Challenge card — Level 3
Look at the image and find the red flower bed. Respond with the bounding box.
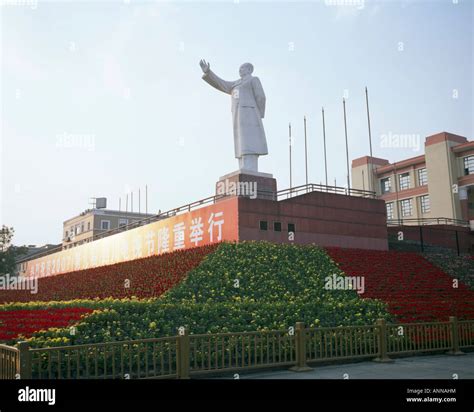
[0,244,218,303]
[326,248,474,323]
[0,308,93,342]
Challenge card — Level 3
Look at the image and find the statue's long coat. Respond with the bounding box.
[202,70,268,158]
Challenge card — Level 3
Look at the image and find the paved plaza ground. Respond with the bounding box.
[234,353,474,379]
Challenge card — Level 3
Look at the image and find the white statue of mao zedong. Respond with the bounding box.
[200,59,268,173]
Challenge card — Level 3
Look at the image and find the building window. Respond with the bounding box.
[273,221,282,232]
[288,223,296,233]
[400,199,413,217]
[259,220,268,231]
[380,177,391,194]
[417,168,427,186]
[398,173,410,190]
[386,202,394,220]
[87,222,91,231]
[101,220,111,230]
[420,195,430,214]
[81,223,84,233]
[119,218,128,227]
[463,156,474,175]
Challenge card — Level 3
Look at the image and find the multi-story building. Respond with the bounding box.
[63,208,154,249]
[352,132,474,227]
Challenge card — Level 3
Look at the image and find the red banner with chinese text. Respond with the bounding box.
[24,197,239,278]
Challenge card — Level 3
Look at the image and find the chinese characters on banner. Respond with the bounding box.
[25,198,239,278]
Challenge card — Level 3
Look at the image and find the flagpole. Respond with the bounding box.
[145,185,148,215]
[322,107,328,188]
[289,122,293,190]
[304,115,308,186]
[365,86,375,193]
[343,98,350,191]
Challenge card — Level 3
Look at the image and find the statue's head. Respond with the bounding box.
[239,63,254,78]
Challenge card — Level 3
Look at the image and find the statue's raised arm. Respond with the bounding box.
[200,59,235,95]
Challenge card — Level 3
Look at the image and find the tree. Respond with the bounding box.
[0,226,27,276]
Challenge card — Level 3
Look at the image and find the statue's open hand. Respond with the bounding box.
[199,59,210,74]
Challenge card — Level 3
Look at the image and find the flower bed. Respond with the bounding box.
[0,307,93,344]
[3,242,391,347]
[7,243,469,349]
[0,244,217,303]
[326,247,474,322]
[423,252,474,290]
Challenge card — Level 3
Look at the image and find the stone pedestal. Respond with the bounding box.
[215,170,277,201]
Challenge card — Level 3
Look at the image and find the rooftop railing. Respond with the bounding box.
[387,217,470,228]
[276,183,376,200]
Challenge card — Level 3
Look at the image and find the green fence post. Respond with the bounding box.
[176,328,190,379]
[17,341,32,379]
[373,319,392,363]
[447,316,464,356]
[289,322,312,372]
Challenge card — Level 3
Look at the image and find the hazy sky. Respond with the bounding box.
[1,0,473,245]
